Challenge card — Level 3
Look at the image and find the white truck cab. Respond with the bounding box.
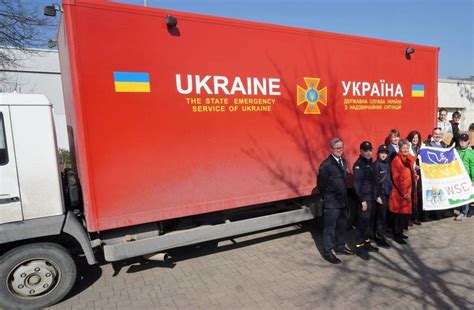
[0,94,64,224]
[0,94,95,309]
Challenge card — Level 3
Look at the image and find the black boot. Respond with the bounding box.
[365,242,379,252]
[394,234,407,244]
[356,245,370,260]
[375,238,391,249]
[324,251,341,264]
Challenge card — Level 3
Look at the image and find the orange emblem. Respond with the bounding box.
[297,78,327,114]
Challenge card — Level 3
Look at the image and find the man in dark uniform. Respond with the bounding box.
[317,137,354,264]
[353,141,379,260]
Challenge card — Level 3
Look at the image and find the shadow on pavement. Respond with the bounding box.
[60,216,472,309]
[305,218,473,309]
[106,223,310,277]
[60,256,102,303]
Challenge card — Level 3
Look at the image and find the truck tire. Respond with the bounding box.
[0,243,77,309]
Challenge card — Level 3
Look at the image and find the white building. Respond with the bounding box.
[0,47,68,149]
[438,78,474,131]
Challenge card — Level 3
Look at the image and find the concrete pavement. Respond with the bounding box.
[49,216,474,309]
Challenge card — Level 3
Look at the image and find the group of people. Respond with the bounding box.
[317,109,474,264]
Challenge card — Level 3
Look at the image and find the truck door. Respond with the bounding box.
[0,106,22,224]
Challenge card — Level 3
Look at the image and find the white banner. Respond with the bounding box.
[419,146,474,211]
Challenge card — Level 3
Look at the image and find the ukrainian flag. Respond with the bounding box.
[419,148,463,179]
[114,72,150,92]
[411,84,424,97]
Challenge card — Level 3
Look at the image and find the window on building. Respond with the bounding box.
[0,113,8,165]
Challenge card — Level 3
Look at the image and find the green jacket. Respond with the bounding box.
[457,147,474,180]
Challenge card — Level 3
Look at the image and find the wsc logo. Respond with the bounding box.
[297,77,327,114]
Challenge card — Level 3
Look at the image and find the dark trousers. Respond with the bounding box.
[374,195,389,239]
[415,180,424,221]
[356,200,374,245]
[323,207,348,254]
[392,213,409,235]
[411,204,421,222]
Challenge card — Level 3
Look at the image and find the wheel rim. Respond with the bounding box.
[7,258,61,299]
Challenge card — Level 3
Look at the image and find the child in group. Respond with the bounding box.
[372,145,392,248]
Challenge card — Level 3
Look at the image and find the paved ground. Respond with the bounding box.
[50,216,474,310]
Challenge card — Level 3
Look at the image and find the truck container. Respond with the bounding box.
[0,0,438,307]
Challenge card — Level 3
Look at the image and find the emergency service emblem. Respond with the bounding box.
[297,78,327,114]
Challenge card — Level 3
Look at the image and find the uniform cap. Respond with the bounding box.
[459,133,470,141]
[360,141,373,151]
[377,144,389,154]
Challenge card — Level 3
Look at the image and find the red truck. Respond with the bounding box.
[0,0,438,307]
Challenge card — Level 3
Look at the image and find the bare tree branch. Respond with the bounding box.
[0,0,58,71]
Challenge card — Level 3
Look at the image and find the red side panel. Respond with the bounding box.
[59,0,438,231]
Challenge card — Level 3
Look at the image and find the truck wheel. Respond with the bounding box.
[0,243,77,309]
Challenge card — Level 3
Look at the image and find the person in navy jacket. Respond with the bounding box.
[372,145,392,248]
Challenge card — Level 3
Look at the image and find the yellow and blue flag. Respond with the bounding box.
[411,84,424,97]
[114,72,150,93]
[419,147,463,179]
[419,146,474,210]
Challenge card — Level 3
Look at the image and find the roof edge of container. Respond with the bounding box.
[66,0,439,52]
